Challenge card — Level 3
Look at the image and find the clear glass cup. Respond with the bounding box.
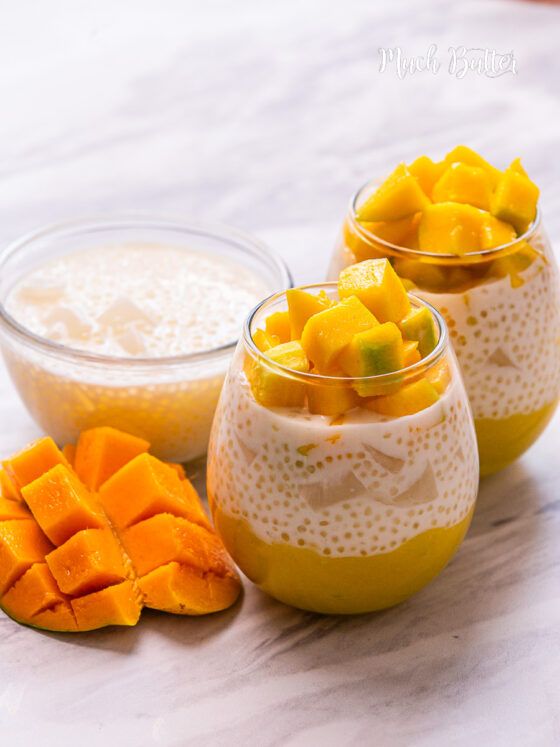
[207,284,479,614]
[329,181,560,476]
[0,216,292,462]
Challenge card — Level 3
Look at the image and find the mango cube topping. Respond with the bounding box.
[353,147,539,257]
[338,259,410,323]
[248,260,446,418]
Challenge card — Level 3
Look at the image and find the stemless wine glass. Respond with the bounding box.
[207,284,479,614]
[329,181,560,476]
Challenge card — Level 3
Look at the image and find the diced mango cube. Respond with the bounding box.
[338,259,411,323]
[480,213,517,250]
[0,520,53,594]
[367,378,440,417]
[265,311,291,343]
[121,513,233,577]
[491,167,539,234]
[21,465,105,546]
[301,296,377,371]
[0,469,21,501]
[74,426,150,491]
[339,322,405,397]
[356,164,431,222]
[509,157,528,177]
[360,214,421,249]
[62,444,76,467]
[138,561,240,615]
[432,162,493,211]
[426,359,451,394]
[0,498,31,521]
[252,328,280,352]
[3,437,71,491]
[418,203,486,254]
[248,341,309,408]
[306,377,359,417]
[71,580,142,631]
[98,453,203,529]
[45,528,127,596]
[393,258,448,292]
[1,563,67,620]
[338,322,404,378]
[444,145,502,187]
[408,156,446,197]
[31,603,78,632]
[403,340,421,367]
[398,306,438,357]
[286,289,332,339]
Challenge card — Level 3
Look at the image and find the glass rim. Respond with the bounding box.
[243,282,448,385]
[0,214,293,369]
[348,177,541,262]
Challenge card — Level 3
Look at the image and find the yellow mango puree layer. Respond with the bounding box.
[212,507,474,614]
[476,400,558,477]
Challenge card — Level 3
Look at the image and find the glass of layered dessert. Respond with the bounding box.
[329,147,560,476]
[0,217,291,462]
[208,259,479,614]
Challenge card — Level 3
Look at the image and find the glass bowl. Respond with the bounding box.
[0,216,292,462]
[329,179,560,476]
[207,284,479,614]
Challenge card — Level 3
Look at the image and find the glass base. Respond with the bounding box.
[212,507,474,614]
[476,400,558,478]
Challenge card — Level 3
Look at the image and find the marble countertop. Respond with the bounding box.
[1,1,559,744]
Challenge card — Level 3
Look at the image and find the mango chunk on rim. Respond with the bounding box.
[301,295,377,372]
[418,203,486,254]
[74,426,150,491]
[338,259,411,323]
[356,164,431,222]
[398,306,438,358]
[432,162,493,211]
[286,289,332,339]
[265,311,291,343]
[491,166,539,234]
[367,378,440,417]
[248,340,309,408]
[21,464,105,546]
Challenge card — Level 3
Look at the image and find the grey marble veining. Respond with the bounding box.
[1,1,559,745]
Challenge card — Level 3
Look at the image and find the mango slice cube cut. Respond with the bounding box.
[286,288,332,339]
[360,214,421,249]
[74,426,150,491]
[444,145,502,188]
[3,437,71,491]
[0,469,21,501]
[368,378,440,417]
[491,166,539,234]
[71,580,142,631]
[265,311,291,343]
[338,259,410,323]
[253,328,280,352]
[357,164,431,222]
[248,341,309,408]
[139,561,240,616]
[403,341,421,367]
[0,520,53,594]
[480,213,517,250]
[45,528,127,596]
[398,306,438,358]
[418,203,486,254]
[301,295,377,371]
[2,563,68,620]
[339,322,404,379]
[306,376,359,417]
[408,156,446,197]
[21,465,105,546]
[432,162,493,211]
[98,453,203,530]
[0,497,31,521]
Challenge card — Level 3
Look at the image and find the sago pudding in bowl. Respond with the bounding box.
[0,217,291,462]
[208,259,479,614]
[329,147,560,476]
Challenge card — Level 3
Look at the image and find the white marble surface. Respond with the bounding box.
[1,1,560,745]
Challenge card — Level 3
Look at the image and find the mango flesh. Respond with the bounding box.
[286,289,332,339]
[367,377,440,417]
[338,259,410,323]
[444,145,501,187]
[491,166,539,234]
[408,156,446,198]
[74,426,149,491]
[3,437,71,491]
[248,340,310,408]
[432,162,492,211]
[398,306,438,357]
[357,164,431,222]
[265,311,291,343]
[301,295,377,372]
[306,378,359,417]
[252,328,279,352]
[0,429,241,633]
[418,203,486,254]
